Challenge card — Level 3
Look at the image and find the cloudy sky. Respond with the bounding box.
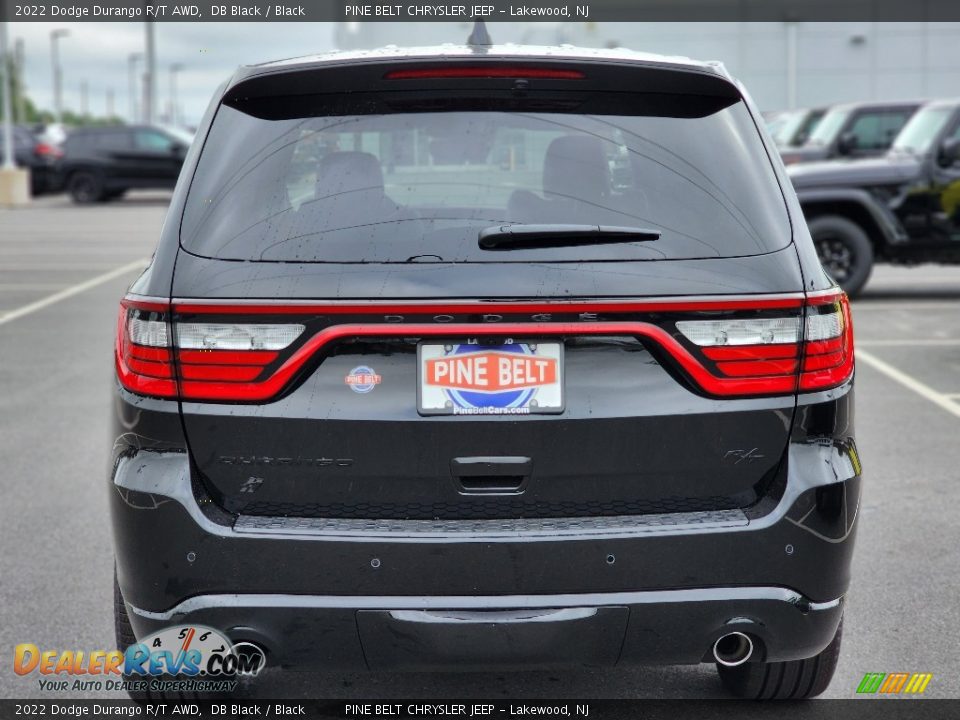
[10,21,582,126]
[12,22,339,125]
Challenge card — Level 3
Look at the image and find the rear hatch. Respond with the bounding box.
[160,56,809,520]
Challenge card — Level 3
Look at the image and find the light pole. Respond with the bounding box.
[1,19,30,206]
[143,21,156,125]
[168,63,184,127]
[14,37,26,124]
[2,21,15,170]
[80,80,88,118]
[785,21,798,111]
[50,29,69,124]
[128,53,142,123]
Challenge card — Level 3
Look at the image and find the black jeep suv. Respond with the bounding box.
[790,98,960,295]
[57,125,191,203]
[0,125,62,195]
[110,45,859,699]
[770,107,826,149]
[780,100,920,166]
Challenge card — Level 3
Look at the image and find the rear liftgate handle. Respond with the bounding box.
[450,456,532,495]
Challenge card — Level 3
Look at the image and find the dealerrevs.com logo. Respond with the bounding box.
[856,672,933,695]
[14,625,266,693]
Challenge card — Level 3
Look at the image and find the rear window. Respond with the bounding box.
[181,94,790,263]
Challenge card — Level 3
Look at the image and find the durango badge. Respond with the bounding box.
[345,365,382,394]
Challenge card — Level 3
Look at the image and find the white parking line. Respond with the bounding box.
[854,303,960,311]
[0,264,135,271]
[857,350,960,419]
[0,258,150,327]
[0,284,71,291]
[859,339,960,347]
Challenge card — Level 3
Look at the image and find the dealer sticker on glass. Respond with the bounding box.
[418,340,564,416]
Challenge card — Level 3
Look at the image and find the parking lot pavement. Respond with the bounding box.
[0,192,165,320]
[1,196,958,700]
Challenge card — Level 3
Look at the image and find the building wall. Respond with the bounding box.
[334,21,960,112]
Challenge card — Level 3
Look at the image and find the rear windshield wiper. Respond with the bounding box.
[478,224,661,251]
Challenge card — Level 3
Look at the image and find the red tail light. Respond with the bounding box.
[675,290,853,394]
[34,142,63,159]
[115,301,177,398]
[116,292,853,403]
[799,292,855,391]
[116,299,302,401]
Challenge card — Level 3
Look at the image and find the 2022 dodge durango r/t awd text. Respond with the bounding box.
[110,45,860,699]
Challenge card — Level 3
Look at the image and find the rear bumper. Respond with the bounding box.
[111,385,859,670]
[125,587,843,670]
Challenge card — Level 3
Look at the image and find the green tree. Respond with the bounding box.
[2,52,124,127]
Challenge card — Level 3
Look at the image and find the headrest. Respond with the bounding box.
[542,135,610,204]
[316,151,385,198]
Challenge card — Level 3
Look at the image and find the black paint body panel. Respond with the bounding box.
[110,47,859,672]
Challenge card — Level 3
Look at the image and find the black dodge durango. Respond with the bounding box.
[110,44,860,699]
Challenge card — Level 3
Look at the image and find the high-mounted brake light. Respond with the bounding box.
[384,67,585,80]
[116,292,853,403]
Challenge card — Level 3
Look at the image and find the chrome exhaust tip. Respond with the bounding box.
[713,631,754,667]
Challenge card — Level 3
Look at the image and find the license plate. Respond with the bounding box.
[418,340,564,416]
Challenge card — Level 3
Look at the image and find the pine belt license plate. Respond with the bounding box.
[418,340,564,416]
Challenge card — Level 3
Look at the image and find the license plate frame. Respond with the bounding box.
[417,339,565,416]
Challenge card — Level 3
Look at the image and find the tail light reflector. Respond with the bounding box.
[715,359,798,377]
[177,349,279,365]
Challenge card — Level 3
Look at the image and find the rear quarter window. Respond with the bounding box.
[97,131,133,151]
[64,134,92,154]
[181,89,790,263]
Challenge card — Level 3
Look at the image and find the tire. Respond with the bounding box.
[68,171,105,204]
[808,215,874,297]
[114,570,252,701]
[113,570,138,655]
[114,571,203,701]
[717,616,843,699]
